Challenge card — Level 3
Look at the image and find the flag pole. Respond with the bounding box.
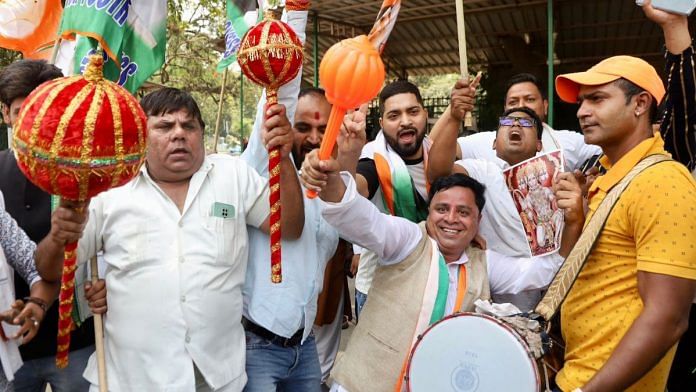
[212,68,229,153]
[49,37,63,65]
[455,0,473,128]
[90,256,108,392]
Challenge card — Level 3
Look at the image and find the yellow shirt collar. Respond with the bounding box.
[590,132,670,195]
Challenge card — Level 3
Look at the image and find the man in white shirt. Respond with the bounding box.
[432,73,601,172]
[43,87,305,392]
[299,136,583,391]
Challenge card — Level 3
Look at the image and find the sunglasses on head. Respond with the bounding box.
[498,116,535,128]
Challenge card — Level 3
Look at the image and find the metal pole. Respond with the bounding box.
[547,0,554,127]
[313,11,319,87]
[240,73,245,152]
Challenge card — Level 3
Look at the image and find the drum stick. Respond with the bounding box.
[455,0,473,128]
[90,256,108,392]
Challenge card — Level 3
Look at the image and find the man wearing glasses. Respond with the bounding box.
[427,105,570,311]
[431,73,601,173]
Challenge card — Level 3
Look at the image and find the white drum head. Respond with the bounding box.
[407,313,539,392]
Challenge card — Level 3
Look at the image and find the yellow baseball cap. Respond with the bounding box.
[555,55,665,104]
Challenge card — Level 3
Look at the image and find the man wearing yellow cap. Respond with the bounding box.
[552,8,696,392]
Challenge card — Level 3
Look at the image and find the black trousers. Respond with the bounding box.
[667,303,696,391]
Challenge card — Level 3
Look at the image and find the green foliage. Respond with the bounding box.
[0,48,21,69]
[0,49,20,150]
[158,0,261,152]
[411,73,460,99]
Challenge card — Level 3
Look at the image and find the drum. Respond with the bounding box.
[406,312,540,392]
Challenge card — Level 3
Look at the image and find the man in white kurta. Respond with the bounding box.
[48,87,305,391]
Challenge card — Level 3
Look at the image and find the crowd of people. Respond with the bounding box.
[0,1,694,392]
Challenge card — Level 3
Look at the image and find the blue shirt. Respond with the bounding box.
[241,81,339,341]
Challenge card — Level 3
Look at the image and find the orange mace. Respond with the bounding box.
[306,35,386,198]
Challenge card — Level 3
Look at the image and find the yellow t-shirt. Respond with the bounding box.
[556,134,696,391]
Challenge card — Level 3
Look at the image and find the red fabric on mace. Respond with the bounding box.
[12,55,147,368]
[238,13,304,283]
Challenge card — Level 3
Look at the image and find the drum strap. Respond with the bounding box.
[534,154,671,320]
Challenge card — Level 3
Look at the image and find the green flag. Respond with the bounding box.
[217,0,258,71]
[60,0,167,93]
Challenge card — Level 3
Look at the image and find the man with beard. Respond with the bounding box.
[352,80,431,319]
[241,83,356,391]
[238,8,343,391]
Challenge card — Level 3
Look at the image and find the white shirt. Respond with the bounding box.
[78,155,270,391]
[456,158,531,258]
[354,249,378,295]
[405,160,428,201]
[322,173,564,296]
[457,123,601,172]
[442,249,468,314]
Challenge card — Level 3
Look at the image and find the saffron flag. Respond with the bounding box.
[368,0,401,53]
[59,0,167,93]
[217,0,259,71]
[0,0,63,59]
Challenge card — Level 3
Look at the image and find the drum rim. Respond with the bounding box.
[405,311,541,391]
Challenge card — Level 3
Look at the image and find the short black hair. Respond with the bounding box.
[0,60,63,107]
[378,80,423,114]
[428,173,486,213]
[140,87,205,130]
[504,73,547,103]
[298,87,326,100]
[499,106,544,140]
[613,78,659,123]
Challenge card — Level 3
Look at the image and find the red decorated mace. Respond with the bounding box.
[12,55,147,368]
[237,2,304,283]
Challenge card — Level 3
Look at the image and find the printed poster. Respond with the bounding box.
[503,150,565,257]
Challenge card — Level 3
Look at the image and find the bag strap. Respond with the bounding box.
[534,154,671,320]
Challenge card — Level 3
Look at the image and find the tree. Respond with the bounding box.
[163,0,262,152]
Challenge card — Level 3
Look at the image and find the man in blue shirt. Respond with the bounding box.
[241,82,345,391]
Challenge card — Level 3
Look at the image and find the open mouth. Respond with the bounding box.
[302,144,319,155]
[398,129,417,143]
[509,130,523,142]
